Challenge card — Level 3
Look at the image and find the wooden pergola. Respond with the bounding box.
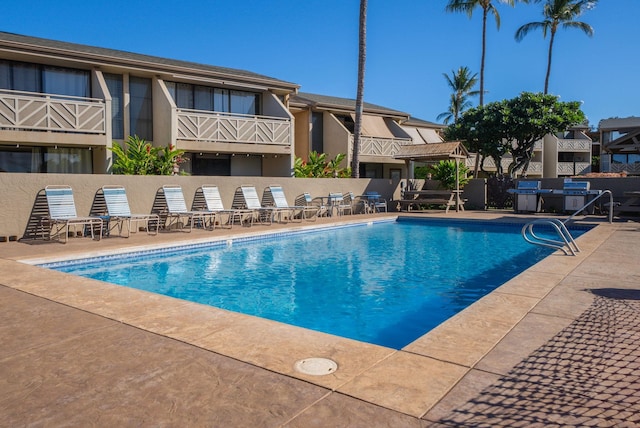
[394,141,470,212]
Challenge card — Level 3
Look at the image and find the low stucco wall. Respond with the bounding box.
[0,173,403,239]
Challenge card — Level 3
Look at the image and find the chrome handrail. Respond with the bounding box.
[563,190,614,224]
[522,219,580,256]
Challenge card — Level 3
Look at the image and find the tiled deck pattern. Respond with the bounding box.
[0,212,638,426]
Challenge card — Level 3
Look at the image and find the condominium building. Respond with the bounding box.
[0,31,298,175]
[290,92,445,179]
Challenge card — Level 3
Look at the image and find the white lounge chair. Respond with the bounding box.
[102,185,159,237]
[162,185,212,232]
[237,185,278,225]
[42,185,103,243]
[264,185,320,222]
[198,185,253,228]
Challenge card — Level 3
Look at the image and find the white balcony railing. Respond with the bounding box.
[557,162,591,175]
[0,89,106,134]
[350,135,413,157]
[177,109,292,146]
[557,139,591,151]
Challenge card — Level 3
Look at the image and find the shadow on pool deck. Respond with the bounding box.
[1,211,639,426]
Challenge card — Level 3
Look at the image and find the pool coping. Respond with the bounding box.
[0,212,620,419]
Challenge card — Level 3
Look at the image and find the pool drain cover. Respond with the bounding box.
[294,358,338,376]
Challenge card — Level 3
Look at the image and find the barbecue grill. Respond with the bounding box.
[507,181,552,213]
[558,181,601,213]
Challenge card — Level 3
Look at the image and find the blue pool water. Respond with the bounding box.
[49,219,586,349]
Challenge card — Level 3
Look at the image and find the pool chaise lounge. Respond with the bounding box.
[162,185,213,232]
[102,185,160,237]
[235,185,280,225]
[263,185,320,222]
[197,185,254,228]
[43,185,103,243]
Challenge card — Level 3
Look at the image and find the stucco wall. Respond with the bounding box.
[0,173,400,239]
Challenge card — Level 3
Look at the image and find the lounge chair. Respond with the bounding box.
[102,185,159,237]
[328,192,352,216]
[236,185,278,225]
[42,185,103,243]
[263,185,320,222]
[198,185,254,228]
[162,185,212,232]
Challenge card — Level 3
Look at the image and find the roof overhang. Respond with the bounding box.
[393,141,469,161]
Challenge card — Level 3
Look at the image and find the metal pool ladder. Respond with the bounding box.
[521,190,614,256]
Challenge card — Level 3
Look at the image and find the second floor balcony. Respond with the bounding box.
[351,135,413,157]
[0,89,106,134]
[176,109,292,146]
[557,138,591,152]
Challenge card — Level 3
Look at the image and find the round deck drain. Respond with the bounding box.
[294,358,338,376]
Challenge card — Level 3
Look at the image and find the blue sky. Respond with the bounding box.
[2,0,637,127]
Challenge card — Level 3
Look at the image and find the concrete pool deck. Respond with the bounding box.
[1,211,639,426]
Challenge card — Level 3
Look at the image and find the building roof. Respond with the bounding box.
[403,117,445,129]
[0,31,299,92]
[290,92,409,119]
[599,116,640,131]
[394,141,469,160]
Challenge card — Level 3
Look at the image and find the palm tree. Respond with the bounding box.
[352,0,367,178]
[445,0,523,106]
[437,66,480,124]
[515,0,595,94]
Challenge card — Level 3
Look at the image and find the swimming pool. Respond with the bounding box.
[47,219,587,349]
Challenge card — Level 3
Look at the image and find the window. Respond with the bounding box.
[612,154,627,164]
[43,66,89,98]
[0,60,89,97]
[166,81,259,115]
[311,112,324,153]
[0,145,92,173]
[191,153,231,176]
[359,163,382,178]
[230,90,257,115]
[129,76,153,140]
[104,73,124,139]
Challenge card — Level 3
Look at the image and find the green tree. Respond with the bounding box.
[445,101,511,176]
[515,0,596,94]
[110,135,187,175]
[445,0,527,106]
[437,66,480,125]
[294,152,351,178]
[352,0,367,178]
[447,92,585,177]
[429,160,470,190]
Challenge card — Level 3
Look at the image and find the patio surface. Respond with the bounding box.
[1,211,639,427]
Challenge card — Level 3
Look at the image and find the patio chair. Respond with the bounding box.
[328,192,352,216]
[162,185,212,232]
[101,185,159,237]
[42,185,103,243]
[237,185,278,225]
[198,185,254,228]
[363,191,388,213]
[263,185,320,222]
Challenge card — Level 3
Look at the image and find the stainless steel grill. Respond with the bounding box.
[559,181,601,213]
[507,181,552,213]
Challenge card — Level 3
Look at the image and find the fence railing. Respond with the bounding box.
[177,109,292,145]
[0,89,106,134]
[351,135,413,157]
[557,139,591,151]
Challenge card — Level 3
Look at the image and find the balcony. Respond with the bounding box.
[557,139,591,152]
[176,109,292,146]
[0,89,106,134]
[557,161,591,175]
[351,135,413,157]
